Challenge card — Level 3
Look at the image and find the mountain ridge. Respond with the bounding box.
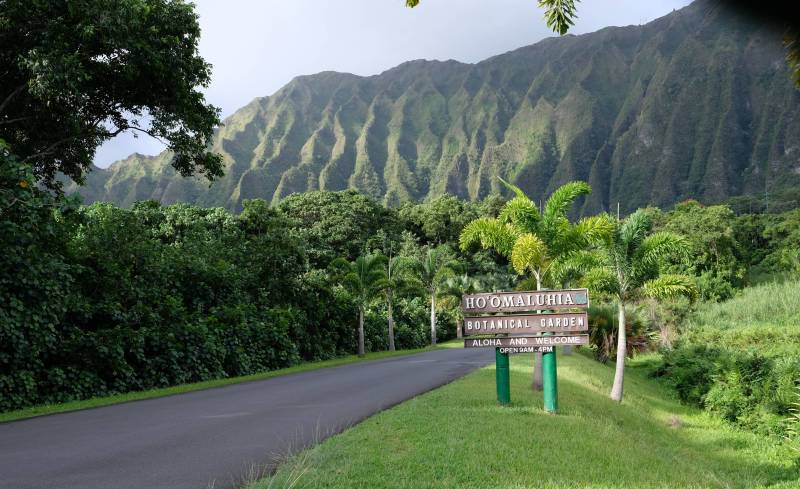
[70,0,800,213]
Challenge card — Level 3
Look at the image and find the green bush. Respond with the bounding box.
[654,344,800,437]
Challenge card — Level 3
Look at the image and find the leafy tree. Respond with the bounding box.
[560,210,697,402]
[0,0,222,187]
[0,144,78,409]
[460,179,610,389]
[279,190,400,267]
[656,200,744,301]
[330,254,388,357]
[398,195,482,247]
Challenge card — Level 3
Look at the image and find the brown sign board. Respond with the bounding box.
[464,335,590,348]
[462,289,589,314]
[464,312,588,336]
[498,346,554,354]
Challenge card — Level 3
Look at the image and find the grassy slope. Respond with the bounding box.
[684,280,800,357]
[256,353,799,489]
[0,345,448,424]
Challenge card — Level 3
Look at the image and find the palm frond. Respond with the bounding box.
[574,214,615,245]
[498,196,540,233]
[459,217,520,257]
[618,209,651,253]
[579,266,620,296]
[642,274,698,302]
[550,250,606,285]
[498,176,527,199]
[637,231,691,268]
[543,181,591,222]
[510,233,548,275]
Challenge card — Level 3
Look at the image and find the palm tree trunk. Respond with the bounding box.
[610,300,627,401]
[456,317,463,339]
[387,290,396,352]
[532,274,543,391]
[358,306,365,357]
[430,291,437,346]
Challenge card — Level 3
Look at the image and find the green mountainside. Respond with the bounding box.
[70,0,800,213]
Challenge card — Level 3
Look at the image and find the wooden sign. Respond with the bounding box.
[464,335,589,348]
[463,312,588,335]
[499,346,554,354]
[462,289,589,314]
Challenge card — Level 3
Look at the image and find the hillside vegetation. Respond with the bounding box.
[684,280,800,357]
[70,0,800,213]
[255,353,800,489]
[653,280,800,437]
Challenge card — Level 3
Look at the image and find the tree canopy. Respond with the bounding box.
[0,0,222,187]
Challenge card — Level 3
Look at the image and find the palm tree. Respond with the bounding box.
[416,246,460,346]
[383,254,417,351]
[559,210,697,401]
[460,179,610,389]
[439,274,483,339]
[330,253,388,357]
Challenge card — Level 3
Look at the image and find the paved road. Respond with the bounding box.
[0,347,492,489]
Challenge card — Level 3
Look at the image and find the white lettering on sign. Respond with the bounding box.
[463,290,585,311]
[533,336,584,345]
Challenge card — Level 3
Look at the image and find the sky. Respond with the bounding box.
[94,0,692,168]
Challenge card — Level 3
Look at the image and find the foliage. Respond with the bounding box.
[654,201,745,301]
[586,304,650,363]
[461,179,607,288]
[653,280,800,438]
[560,209,696,401]
[0,145,78,409]
[279,191,400,267]
[330,253,388,356]
[0,0,222,187]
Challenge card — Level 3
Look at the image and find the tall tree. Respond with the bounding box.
[383,254,418,351]
[0,0,222,187]
[330,253,388,357]
[460,179,610,389]
[559,210,697,401]
[415,246,460,346]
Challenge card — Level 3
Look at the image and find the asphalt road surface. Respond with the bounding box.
[0,347,493,489]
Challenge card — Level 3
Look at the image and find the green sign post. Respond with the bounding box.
[495,348,510,405]
[542,333,558,413]
[462,289,589,411]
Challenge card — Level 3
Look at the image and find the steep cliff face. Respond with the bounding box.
[72,0,800,213]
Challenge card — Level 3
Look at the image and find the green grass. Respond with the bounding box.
[254,352,800,489]
[684,280,800,357]
[0,344,453,424]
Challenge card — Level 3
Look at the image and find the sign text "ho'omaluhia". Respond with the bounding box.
[462,289,588,314]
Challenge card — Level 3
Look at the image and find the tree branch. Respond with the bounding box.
[0,83,27,115]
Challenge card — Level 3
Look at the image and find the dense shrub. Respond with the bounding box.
[655,345,800,437]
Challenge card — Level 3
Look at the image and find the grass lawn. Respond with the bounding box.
[0,344,452,424]
[255,351,800,489]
